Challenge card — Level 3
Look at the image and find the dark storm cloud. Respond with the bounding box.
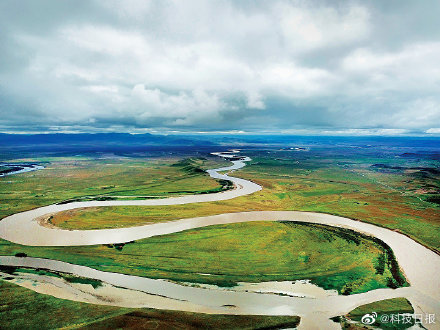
[0,0,439,135]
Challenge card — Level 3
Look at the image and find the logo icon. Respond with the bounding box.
[361,312,377,325]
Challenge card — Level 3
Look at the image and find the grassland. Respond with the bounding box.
[1,142,437,330]
[0,221,407,294]
[0,280,300,329]
[80,310,300,330]
[0,156,229,220]
[49,150,440,252]
[0,148,437,327]
[338,297,415,329]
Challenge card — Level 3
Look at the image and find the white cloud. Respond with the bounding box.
[81,85,119,94]
[341,42,440,93]
[326,128,410,136]
[426,128,440,134]
[62,25,151,57]
[278,4,371,53]
[0,0,439,134]
[97,0,152,21]
[130,84,227,125]
[260,62,335,97]
[393,98,440,128]
[246,91,265,109]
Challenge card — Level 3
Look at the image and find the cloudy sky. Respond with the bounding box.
[1,0,439,135]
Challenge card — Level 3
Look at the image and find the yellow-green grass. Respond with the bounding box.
[338,298,415,329]
[50,155,440,251]
[80,310,300,330]
[49,204,249,229]
[0,156,226,220]
[0,221,407,294]
[0,280,300,329]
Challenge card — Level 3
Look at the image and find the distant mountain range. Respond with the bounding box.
[0,133,439,154]
[0,133,214,147]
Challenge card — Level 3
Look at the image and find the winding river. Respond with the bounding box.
[0,152,439,329]
[0,164,44,177]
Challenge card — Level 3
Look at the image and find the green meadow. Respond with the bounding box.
[0,156,228,219]
[0,221,407,294]
[49,151,440,252]
[341,297,415,329]
[0,148,437,326]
